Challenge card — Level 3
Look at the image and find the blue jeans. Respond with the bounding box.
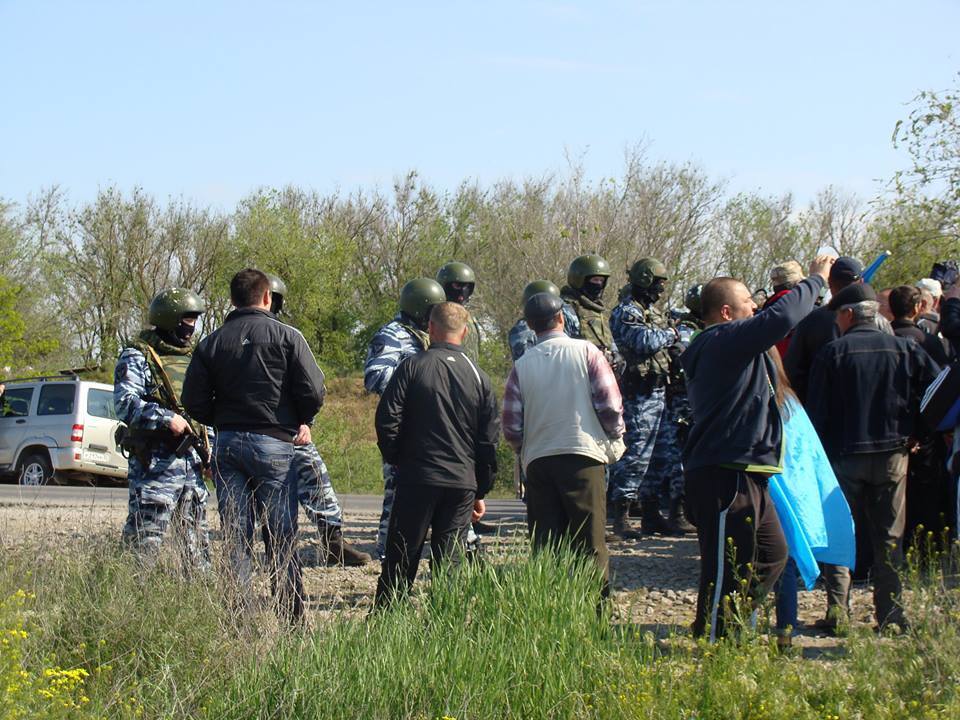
[775,557,798,633]
[213,431,303,624]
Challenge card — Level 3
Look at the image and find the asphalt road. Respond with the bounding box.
[0,484,527,522]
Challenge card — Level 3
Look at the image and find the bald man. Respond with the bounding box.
[680,255,835,641]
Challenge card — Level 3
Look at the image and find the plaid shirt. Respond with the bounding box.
[502,331,624,452]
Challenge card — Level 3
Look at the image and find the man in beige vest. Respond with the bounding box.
[502,293,625,595]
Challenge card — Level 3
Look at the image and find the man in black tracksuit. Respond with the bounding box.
[374,302,500,606]
[182,268,326,624]
[682,255,834,641]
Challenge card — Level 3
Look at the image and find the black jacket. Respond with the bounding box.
[783,305,837,405]
[375,341,500,497]
[891,318,949,366]
[182,308,326,441]
[807,323,940,458]
[941,297,960,360]
[681,275,824,472]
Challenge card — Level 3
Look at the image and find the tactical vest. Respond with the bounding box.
[562,289,614,352]
[623,301,673,379]
[127,330,206,440]
[398,321,430,352]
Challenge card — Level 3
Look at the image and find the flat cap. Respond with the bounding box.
[828,281,876,310]
[829,256,863,285]
[916,278,942,298]
[524,292,563,323]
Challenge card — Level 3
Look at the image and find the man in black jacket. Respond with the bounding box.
[889,285,949,365]
[783,256,862,404]
[808,283,939,632]
[182,269,326,624]
[941,283,960,360]
[374,302,499,606]
[682,254,834,641]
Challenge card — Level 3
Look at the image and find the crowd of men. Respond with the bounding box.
[112,252,960,638]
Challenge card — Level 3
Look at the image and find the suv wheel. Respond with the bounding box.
[17,452,54,486]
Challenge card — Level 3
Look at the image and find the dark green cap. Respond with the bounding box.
[628,258,668,288]
[265,273,288,298]
[436,262,476,285]
[522,280,560,305]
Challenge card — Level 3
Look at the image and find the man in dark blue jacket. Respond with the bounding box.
[808,283,939,633]
[682,255,834,641]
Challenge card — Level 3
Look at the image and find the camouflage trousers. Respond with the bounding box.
[122,452,211,570]
[609,387,684,504]
[376,463,399,561]
[293,443,343,528]
[376,463,480,561]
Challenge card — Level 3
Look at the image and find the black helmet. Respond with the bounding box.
[522,280,560,306]
[265,273,287,314]
[567,254,611,290]
[628,258,668,288]
[148,288,205,332]
[399,278,446,323]
[684,284,703,316]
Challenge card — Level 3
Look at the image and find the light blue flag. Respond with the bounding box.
[769,398,856,589]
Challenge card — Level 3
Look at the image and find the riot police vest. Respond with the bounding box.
[562,289,614,352]
[623,301,673,379]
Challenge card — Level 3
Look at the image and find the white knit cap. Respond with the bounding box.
[916,278,942,298]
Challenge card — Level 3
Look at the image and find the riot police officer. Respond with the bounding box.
[608,258,687,538]
[436,261,482,364]
[364,278,446,560]
[115,288,211,567]
[561,255,620,368]
[508,280,560,362]
[266,274,371,567]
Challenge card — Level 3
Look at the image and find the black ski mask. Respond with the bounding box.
[581,277,607,302]
[173,317,198,345]
[632,278,666,305]
[270,294,284,315]
[444,282,474,304]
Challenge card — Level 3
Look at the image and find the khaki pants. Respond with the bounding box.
[823,449,908,626]
[524,454,609,593]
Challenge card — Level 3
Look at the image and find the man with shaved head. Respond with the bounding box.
[681,255,835,641]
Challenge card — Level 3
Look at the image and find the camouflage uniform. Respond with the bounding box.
[608,300,680,504]
[508,318,538,362]
[560,289,621,371]
[364,313,430,559]
[294,442,343,528]
[115,331,210,568]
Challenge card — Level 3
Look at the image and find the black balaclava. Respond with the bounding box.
[169,314,200,347]
[631,278,665,306]
[581,276,607,302]
[270,294,284,315]
[444,282,474,305]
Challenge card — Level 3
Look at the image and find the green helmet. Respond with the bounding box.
[436,261,476,286]
[399,278,446,323]
[148,288,205,332]
[567,254,611,289]
[522,280,561,305]
[628,257,669,288]
[684,284,703,316]
[265,273,287,298]
[265,273,287,315]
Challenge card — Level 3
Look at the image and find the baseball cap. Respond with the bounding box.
[916,278,942,298]
[524,292,563,323]
[829,257,863,285]
[828,282,876,310]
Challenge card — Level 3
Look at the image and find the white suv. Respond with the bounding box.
[0,375,128,485]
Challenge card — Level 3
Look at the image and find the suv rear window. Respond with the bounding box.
[37,384,76,416]
[1,387,34,417]
[87,388,117,420]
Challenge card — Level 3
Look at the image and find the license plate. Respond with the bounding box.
[83,450,109,463]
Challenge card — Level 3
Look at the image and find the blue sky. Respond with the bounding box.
[1,1,957,209]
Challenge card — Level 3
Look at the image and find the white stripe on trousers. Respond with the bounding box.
[708,488,739,643]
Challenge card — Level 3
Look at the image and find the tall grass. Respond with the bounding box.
[2,534,959,719]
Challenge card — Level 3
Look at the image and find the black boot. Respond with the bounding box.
[319,524,371,567]
[666,497,696,535]
[612,500,642,540]
[640,500,672,536]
